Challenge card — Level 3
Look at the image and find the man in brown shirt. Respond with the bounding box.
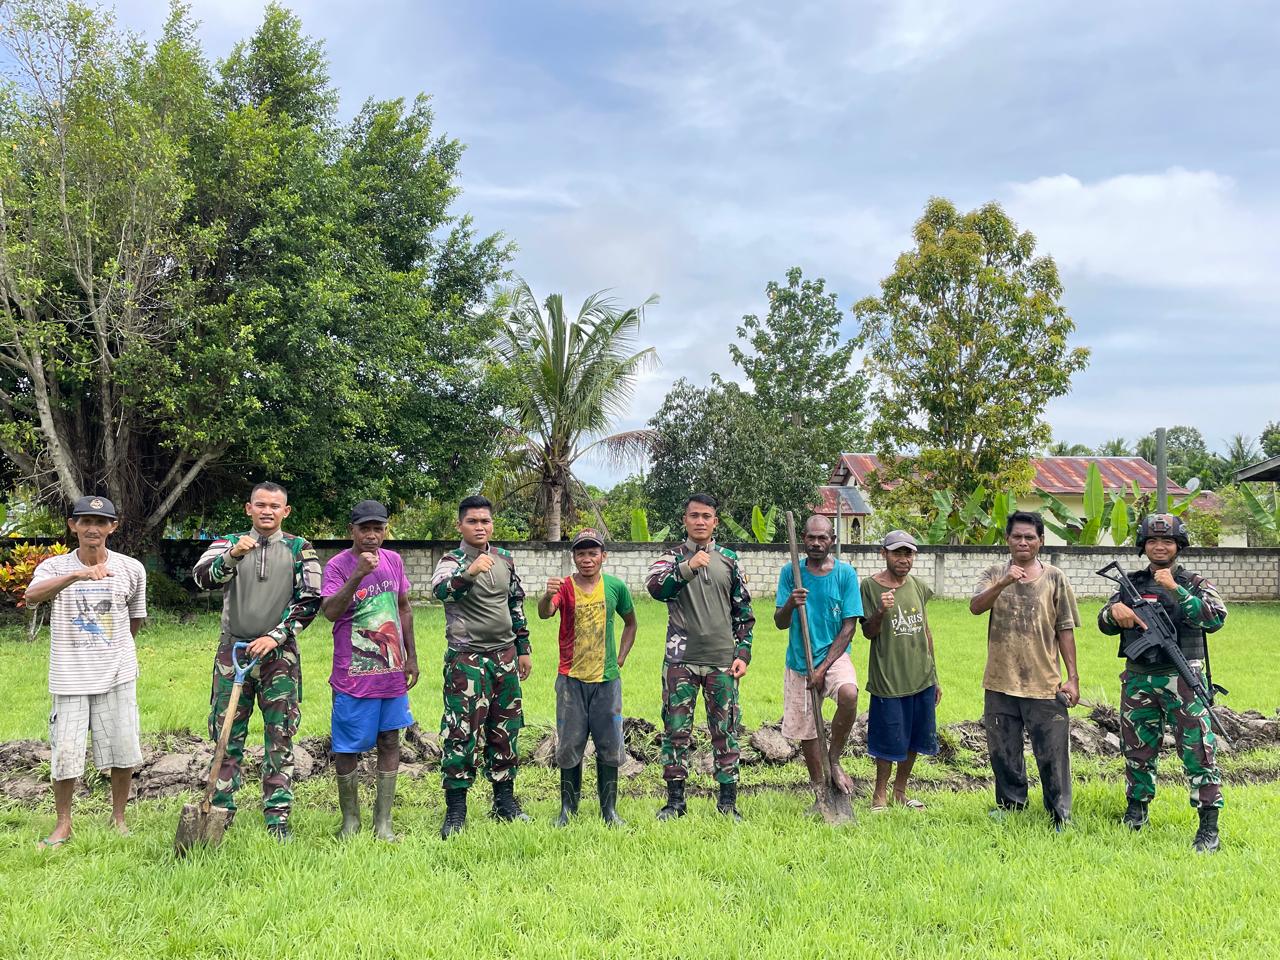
[970,511,1081,830]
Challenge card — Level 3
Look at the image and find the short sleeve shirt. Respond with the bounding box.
[550,573,634,682]
[774,561,863,674]
[30,550,147,695]
[976,561,1081,699]
[323,549,411,698]
[860,574,937,698]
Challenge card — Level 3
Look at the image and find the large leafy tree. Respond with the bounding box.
[645,379,819,535]
[1136,426,1217,488]
[1259,421,1280,460]
[852,197,1090,516]
[0,1,509,546]
[494,281,657,541]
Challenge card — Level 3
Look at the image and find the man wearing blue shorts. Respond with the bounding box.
[321,500,419,841]
[859,530,940,811]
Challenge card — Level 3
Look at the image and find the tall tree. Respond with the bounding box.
[645,378,819,533]
[725,266,867,456]
[1260,421,1280,460]
[1096,437,1132,457]
[1046,440,1093,457]
[852,198,1089,514]
[0,1,510,545]
[1136,426,1216,487]
[494,281,657,541]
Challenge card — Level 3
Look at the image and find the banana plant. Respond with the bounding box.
[1240,485,1280,534]
[629,508,670,543]
[720,505,779,543]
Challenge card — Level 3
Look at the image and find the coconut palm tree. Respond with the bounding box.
[1045,440,1093,457]
[1095,437,1131,457]
[493,280,658,541]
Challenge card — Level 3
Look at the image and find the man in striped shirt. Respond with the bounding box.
[27,496,147,849]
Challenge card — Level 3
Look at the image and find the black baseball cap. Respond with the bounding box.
[350,500,389,524]
[71,495,118,520]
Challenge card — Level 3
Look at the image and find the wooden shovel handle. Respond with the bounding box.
[202,679,245,810]
[786,511,835,786]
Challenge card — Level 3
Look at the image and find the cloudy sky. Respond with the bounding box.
[115,0,1279,484]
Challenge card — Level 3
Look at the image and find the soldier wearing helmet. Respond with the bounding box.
[1098,512,1228,852]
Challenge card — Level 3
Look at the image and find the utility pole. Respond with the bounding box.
[1155,426,1168,513]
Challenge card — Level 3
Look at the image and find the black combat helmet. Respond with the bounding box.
[1136,513,1190,555]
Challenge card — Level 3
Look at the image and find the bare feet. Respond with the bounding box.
[109,817,130,836]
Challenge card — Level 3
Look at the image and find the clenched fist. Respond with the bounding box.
[545,576,564,597]
[229,534,259,558]
[880,589,896,611]
[467,553,495,577]
[687,550,712,571]
[355,551,379,576]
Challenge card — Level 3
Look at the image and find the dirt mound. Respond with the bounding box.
[3,707,1277,805]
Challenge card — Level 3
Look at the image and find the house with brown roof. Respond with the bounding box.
[824,453,1224,546]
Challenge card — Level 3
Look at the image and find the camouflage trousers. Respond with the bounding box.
[1121,669,1223,810]
[440,644,524,790]
[661,661,740,785]
[207,639,301,826]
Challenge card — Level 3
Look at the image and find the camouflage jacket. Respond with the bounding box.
[192,530,322,646]
[646,539,754,666]
[431,544,530,656]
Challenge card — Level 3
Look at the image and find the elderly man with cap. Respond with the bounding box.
[537,528,637,826]
[859,530,940,811]
[26,496,147,848]
[320,500,418,841]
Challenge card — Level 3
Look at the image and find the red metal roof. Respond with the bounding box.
[812,485,872,516]
[833,453,1197,496]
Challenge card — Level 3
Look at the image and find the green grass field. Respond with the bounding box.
[2,597,1279,959]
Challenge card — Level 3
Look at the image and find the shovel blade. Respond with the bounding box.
[813,782,856,825]
[173,802,231,856]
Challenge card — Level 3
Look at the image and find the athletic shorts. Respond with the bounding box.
[781,653,858,741]
[331,691,413,754]
[49,680,143,781]
[867,686,939,762]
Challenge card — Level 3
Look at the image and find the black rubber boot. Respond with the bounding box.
[1193,807,1220,853]
[716,781,743,821]
[656,779,686,820]
[1122,797,1149,832]
[335,770,361,838]
[597,759,624,827]
[440,787,467,840]
[372,771,398,842]
[555,764,582,828]
[266,821,291,843]
[491,779,532,822]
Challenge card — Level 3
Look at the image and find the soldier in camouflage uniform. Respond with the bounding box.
[432,495,532,839]
[646,493,754,820]
[1098,513,1228,852]
[192,481,321,841]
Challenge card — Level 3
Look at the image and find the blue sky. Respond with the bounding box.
[114,1,1279,484]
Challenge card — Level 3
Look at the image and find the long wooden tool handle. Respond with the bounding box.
[202,679,245,809]
[786,511,834,783]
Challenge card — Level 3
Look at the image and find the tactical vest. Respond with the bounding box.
[1118,565,1207,666]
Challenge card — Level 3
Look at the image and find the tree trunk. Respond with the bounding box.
[546,483,564,542]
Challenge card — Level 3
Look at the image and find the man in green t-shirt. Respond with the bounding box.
[537,529,637,827]
[859,530,939,811]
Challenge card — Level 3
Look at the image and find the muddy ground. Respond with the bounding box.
[3,704,1279,804]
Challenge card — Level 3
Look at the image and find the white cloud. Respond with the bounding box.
[1005,168,1280,300]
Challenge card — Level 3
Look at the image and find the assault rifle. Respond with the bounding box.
[1096,561,1228,740]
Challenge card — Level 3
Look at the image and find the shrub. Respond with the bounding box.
[0,542,70,641]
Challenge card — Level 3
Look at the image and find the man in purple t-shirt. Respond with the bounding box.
[321,500,418,840]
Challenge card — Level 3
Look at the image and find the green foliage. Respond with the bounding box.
[719,505,779,544]
[1095,437,1132,457]
[646,380,823,532]
[1261,421,1280,460]
[1035,464,1200,545]
[1240,485,1280,535]
[0,541,69,640]
[146,569,193,612]
[0,1,510,546]
[917,487,1012,545]
[628,508,669,543]
[1136,426,1221,489]
[853,198,1089,520]
[492,281,657,541]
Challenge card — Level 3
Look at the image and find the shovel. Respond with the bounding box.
[786,511,855,825]
[175,641,258,856]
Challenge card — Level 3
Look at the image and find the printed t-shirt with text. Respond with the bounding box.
[860,574,936,698]
[550,573,634,682]
[323,548,411,698]
[30,549,147,695]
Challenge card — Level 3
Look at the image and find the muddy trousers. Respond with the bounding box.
[984,690,1071,823]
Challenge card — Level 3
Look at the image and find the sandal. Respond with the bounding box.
[36,835,70,850]
[897,797,926,810]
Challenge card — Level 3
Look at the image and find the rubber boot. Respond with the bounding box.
[1122,797,1148,832]
[717,781,743,821]
[372,770,398,842]
[335,770,361,838]
[1193,807,1220,853]
[597,759,624,827]
[491,779,532,822]
[555,764,582,828]
[440,787,467,840]
[656,779,686,820]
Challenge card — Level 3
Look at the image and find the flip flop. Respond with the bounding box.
[897,797,927,810]
[36,835,70,850]
[869,803,889,813]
